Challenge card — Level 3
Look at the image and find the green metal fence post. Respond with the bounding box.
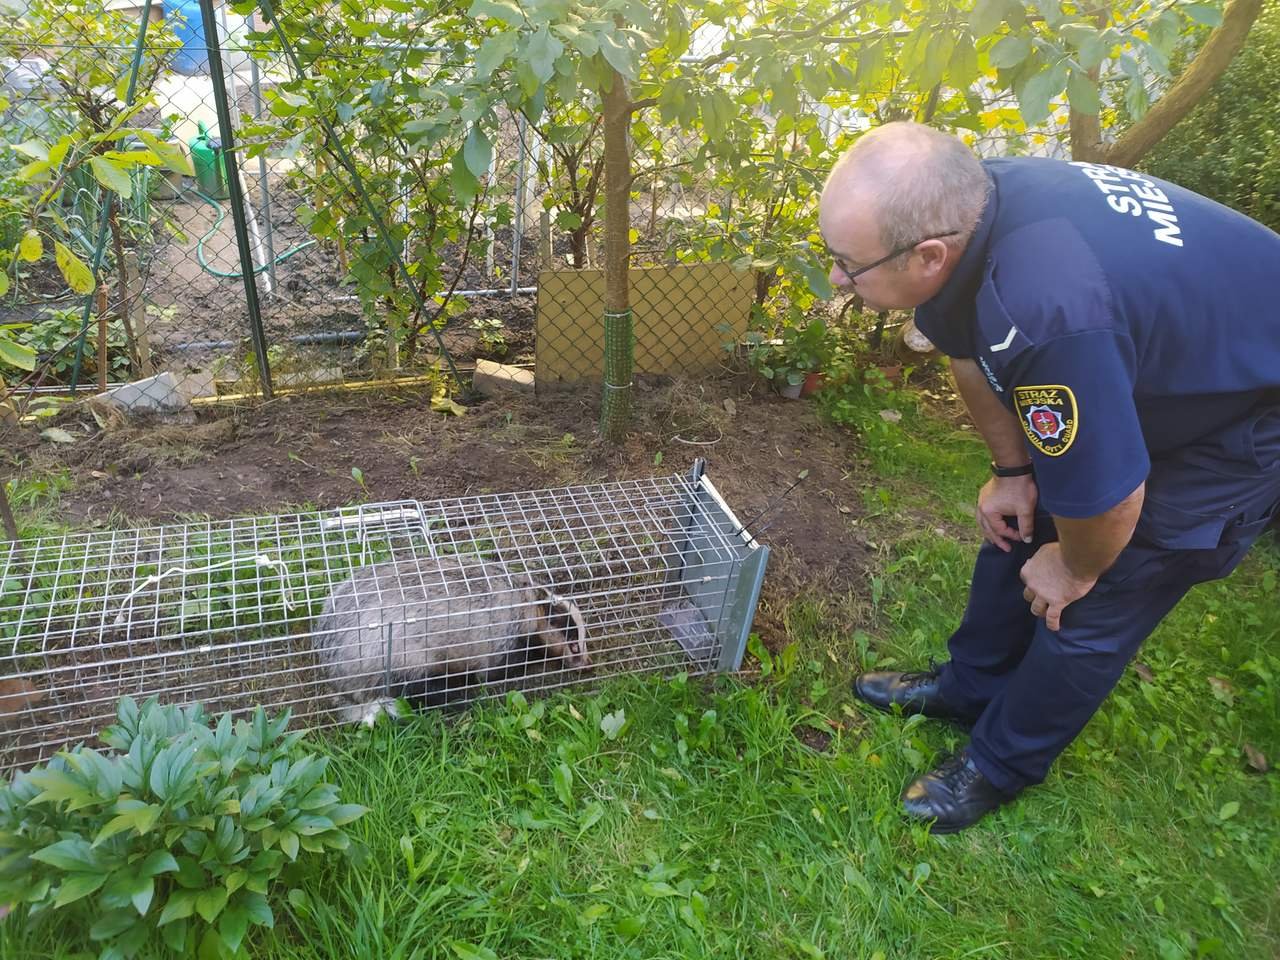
[198,0,274,400]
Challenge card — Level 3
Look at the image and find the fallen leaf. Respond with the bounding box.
[1207,676,1235,706]
[1243,743,1268,773]
[40,427,75,444]
[723,398,737,416]
[1133,662,1155,684]
[431,395,466,416]
[90,470,110,480]
[837,506,851,515]
[878,409,902,423]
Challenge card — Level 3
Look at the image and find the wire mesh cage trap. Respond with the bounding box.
[0,461,768,771]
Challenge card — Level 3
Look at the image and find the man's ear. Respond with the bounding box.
[915,238,951,276]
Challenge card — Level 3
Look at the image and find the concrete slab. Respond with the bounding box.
[473,359,535,396]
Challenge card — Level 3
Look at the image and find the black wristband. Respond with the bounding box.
[990,461,1034,478]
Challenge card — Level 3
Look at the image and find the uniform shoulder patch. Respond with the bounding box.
[1013,385,1078,457]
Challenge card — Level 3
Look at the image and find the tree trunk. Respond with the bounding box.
[0,474,18,541]
[96,285,109,392]
[1098,0,1263,168]
[598,66,633,444]
[109,206,152,376]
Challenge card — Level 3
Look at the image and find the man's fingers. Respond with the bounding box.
[1022,586,1035,603]
[1016,509,1034,544]
[977,512,1012,552]
[985,513,1019,552]
[1045,604,1062,632]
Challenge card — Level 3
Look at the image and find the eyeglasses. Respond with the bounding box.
[827,230,960,282]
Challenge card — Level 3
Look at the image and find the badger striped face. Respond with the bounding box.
[537,589,590,669]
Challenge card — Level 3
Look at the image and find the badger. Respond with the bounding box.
[314,557,589,724]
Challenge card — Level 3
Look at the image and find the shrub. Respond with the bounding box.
[1139,1,1280,231]
[0,697,367,959]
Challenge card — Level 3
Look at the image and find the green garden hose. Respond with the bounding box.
[187,186,315,279]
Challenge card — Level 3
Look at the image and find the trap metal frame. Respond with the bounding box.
[0,461,768,771]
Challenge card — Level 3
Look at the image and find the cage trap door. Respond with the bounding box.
[659,463,768,672]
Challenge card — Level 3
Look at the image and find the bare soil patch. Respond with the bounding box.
[8,378,874,648]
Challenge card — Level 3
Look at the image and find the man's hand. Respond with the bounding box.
[977,474,1038,552]
[1019,542,1097,631]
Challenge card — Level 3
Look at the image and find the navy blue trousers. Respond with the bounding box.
[937,497,1278,795]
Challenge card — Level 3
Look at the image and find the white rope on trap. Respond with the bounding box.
[111,553,298,628]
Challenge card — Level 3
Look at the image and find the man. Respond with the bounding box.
[819,122,1280,833]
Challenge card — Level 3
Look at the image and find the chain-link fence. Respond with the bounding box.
[0,0,881,430]
[2,0,1081,438]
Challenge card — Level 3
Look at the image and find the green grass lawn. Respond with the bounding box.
[3,383,1278,959]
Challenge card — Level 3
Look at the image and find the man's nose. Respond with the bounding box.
[830,263,853,289]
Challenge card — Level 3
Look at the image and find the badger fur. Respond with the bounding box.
[314,557,588,724]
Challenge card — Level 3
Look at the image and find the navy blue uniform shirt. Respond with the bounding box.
[915,157,1280,543]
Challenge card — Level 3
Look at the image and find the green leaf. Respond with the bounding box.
[12,140,48,161]
[18,229,42,263]
[1218,800,1240,821]
[1124,72,1150,119]
[219,904,250,953]
[90,909,138,940]
[949,36,981,90]
[0,271,8,298]
[451,151,480,206]
[463,126,494,177]
[328,804,368,826]
[138,849,179,877]
[134,131,195,176]
[1182,3,1223,27]
[33,837,101,872]
[54,872,107,907]
[159,890,197,925]
[450,943,499,960]
[597,28,636,79]
[243,891,274,928]
[1032,0,1063,27]
[989,34,1032,69]
[467,0,523,26]
[475,31,517,80]
[527,25,565,82]
[970,0,1005,36]
[797,256,834,300]
[552,761,573,807]
[130,876,155,916]
[89,157,133,199]
[1149,10,1179,54]
[576,800,605,836]
[161,918,189,952]
[1066,69,1100,115]
[279,830,300,861]
[1077,32,1107,72]
[616,915,645,937]
[1018,64,1066,126]
[640,881,680,897]
[553,23,598,57]
[196,886,229,924]
[0,336,36,371]
[54,241,95,295]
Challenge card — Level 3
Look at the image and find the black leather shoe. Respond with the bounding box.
[901,750,1012,833]
[852,662,977,727]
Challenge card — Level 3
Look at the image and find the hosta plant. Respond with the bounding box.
[0,697,367,959]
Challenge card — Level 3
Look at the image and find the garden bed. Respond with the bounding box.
[7,379,876,645]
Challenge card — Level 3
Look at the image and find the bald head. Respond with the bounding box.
[821,121,989,259]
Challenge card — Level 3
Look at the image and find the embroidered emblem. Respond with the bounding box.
[1013,385,1078,457]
